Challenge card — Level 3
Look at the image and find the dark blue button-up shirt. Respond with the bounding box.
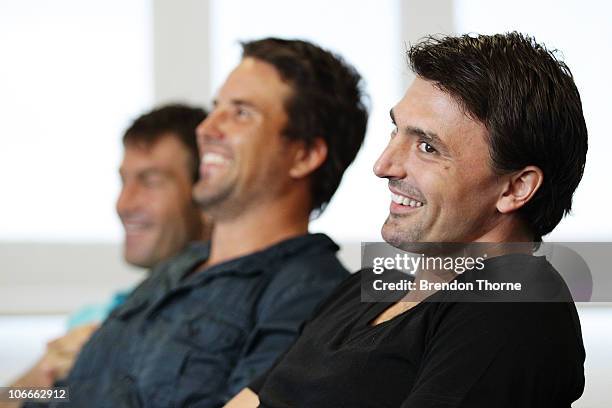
[28,233,348,408]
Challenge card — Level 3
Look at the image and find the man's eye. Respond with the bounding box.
[236,108,251,119]
[418,141,437,154]
[143,176,165,188]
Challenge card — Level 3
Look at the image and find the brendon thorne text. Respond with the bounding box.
[372,279,521,292]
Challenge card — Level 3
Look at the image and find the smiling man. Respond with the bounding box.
[19,38,368,408]
[116,105,211,269]
[62,105,212,329]
[381,79,526,245]
[228,32,587,408]
[8,105,212,407]
[65,103,212,328]
[18,105,210,357]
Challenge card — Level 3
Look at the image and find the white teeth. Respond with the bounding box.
[202,153,228,165]
[391,193,423,207]
[124,222,147,232]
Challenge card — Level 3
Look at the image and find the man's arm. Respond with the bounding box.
[27,323,99,385]
[0,323,99,408]
[43,323,99,380]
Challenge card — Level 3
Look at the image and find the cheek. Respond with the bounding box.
[444,169,498,214]
[250,140,288,178]
[169,189,199,226]
[150,191,183,225]
[234,138,261,174]
[418,166,455,205]
[421,167,484,221]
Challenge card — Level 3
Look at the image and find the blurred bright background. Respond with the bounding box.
[0,1,610,405]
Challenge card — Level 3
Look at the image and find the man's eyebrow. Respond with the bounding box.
[212,98,258,110]
[231,98,257,108]
[119,168,169,178]
[404,125,439,142]
[405,125,449,151]
[390,108,450,154]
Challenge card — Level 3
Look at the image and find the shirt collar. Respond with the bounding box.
[152,241,210,288]
[176,233,339,286]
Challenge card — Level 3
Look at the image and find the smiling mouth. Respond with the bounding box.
[199,152,232,179]
[391,192,424,208]
[201,152,230,165]
[122,218,153,234]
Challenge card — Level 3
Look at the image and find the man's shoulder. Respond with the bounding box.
[436,297,583,356]
[254,235,351,314]
[457,253,574,303]
[267,233,349,283]
[417,254,584,352]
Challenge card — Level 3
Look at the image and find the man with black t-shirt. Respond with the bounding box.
[227,32,587,408]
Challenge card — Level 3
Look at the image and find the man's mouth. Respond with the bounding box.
[391,192,424,208]
[124,223,149,233]
[121,216,153,234]
[200,152,231,177]
[201,152,230,166]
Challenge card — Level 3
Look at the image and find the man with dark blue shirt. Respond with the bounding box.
[18,38,368,408]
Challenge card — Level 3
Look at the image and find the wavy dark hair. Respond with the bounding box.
[408,32,588,241]
[123,104,207,181]
[241,38,369,217]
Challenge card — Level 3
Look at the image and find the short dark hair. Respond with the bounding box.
[408,32,588,241]
[241,38,369,217]
[123,104,207,181]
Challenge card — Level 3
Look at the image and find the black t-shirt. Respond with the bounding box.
[250,254,585,407]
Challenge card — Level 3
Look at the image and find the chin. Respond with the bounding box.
[383,217,418,243]
[124,246,156,269]
[381,226,406,249]
[127,257,155,269]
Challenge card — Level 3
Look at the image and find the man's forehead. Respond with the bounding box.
[399,79,483,131]
[124,134,187,154]
[392,77,490,159]
[396,78,462,118]
[121,136,190,171]
[215,57,292,107]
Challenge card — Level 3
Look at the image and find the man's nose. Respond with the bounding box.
[116,181,141,215]
[196,109,226,148]
[373,137,409,180]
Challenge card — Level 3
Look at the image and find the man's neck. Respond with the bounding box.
[474,214,535,244]
[404,219,536,302]
[204,199,310,268]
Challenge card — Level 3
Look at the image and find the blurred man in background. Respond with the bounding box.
[7,104,211,393]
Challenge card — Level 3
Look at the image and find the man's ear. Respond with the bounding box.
[289,137,328,179]
[496,166,544,213]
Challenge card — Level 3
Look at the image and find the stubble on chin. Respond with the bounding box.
[382,214,423,249]
[193,183,253,222]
